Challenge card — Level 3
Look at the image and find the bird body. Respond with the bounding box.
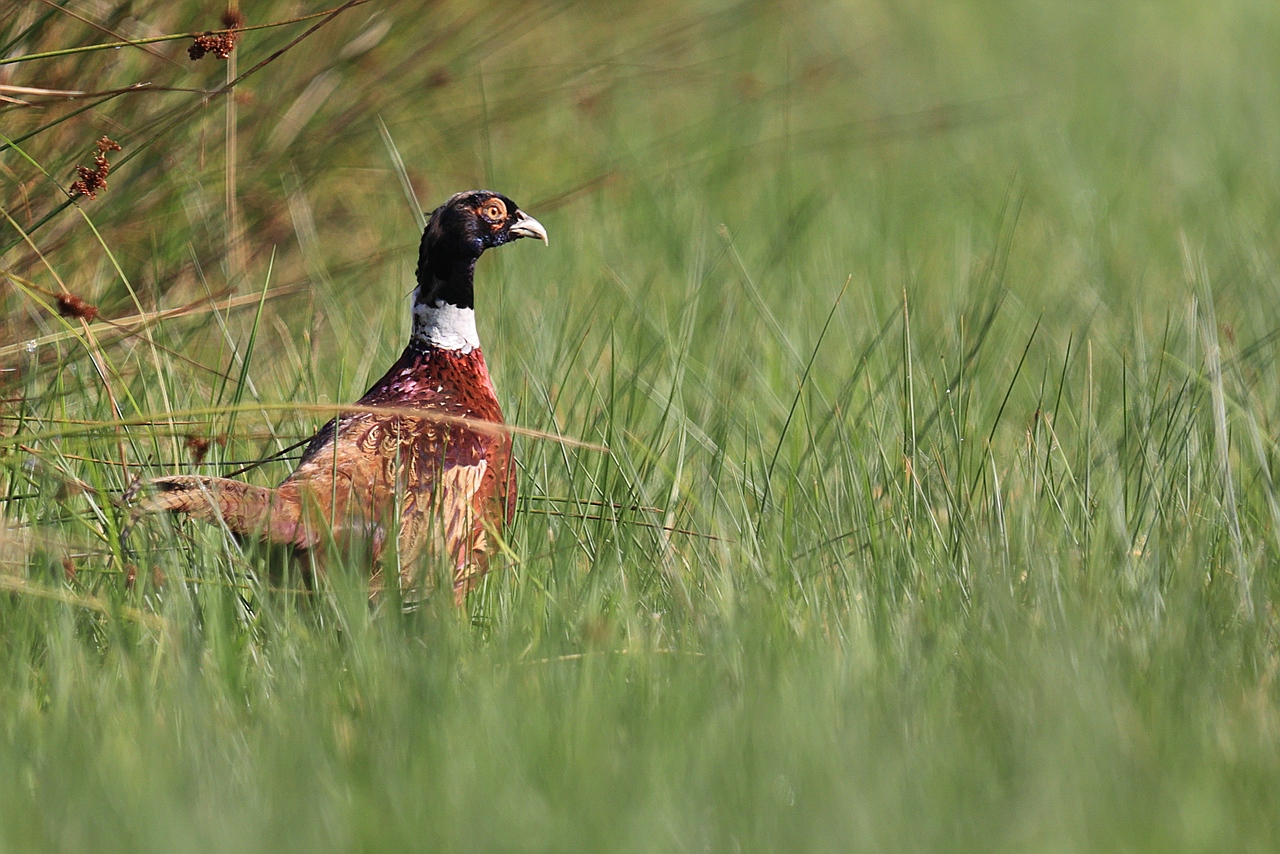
[138,191,546,603]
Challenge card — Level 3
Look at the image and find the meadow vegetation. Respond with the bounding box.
[2,0,1280,849]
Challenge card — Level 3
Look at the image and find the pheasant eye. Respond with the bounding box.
[480,199,507,223]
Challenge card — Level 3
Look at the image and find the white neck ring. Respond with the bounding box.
[411,300,480,354]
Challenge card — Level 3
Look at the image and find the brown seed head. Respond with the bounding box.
[55,292,98,321]
[189,12,243,61]
[184,433,228,464]
[69,137,121,200]
[185,434,212,464]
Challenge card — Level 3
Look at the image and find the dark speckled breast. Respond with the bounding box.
[299,345,505,463]
[292,342,516,532]
[361,345,505,419]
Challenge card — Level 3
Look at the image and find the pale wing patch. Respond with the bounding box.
[395,460,488,593]
[440,460,488,566]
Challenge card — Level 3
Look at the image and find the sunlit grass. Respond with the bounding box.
[2,0,1280,849]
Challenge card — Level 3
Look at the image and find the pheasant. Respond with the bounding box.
[137,190,547,604]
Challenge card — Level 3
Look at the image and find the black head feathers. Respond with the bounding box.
[414,191,546,308]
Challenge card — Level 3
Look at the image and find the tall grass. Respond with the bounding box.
[2,0,1280,849]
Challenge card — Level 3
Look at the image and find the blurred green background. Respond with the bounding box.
[3,0,1280,850]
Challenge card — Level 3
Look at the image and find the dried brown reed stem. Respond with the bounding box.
[0,282,307,361]
[0,205,131,477]
[0,1,371,68]
[0,0,367,257]
[222,7,245,281]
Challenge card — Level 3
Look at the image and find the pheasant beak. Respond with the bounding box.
[509,211,549,245]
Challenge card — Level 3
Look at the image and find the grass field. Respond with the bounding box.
[3,0,1280,849]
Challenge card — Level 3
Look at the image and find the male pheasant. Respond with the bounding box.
[137,191,547,603]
